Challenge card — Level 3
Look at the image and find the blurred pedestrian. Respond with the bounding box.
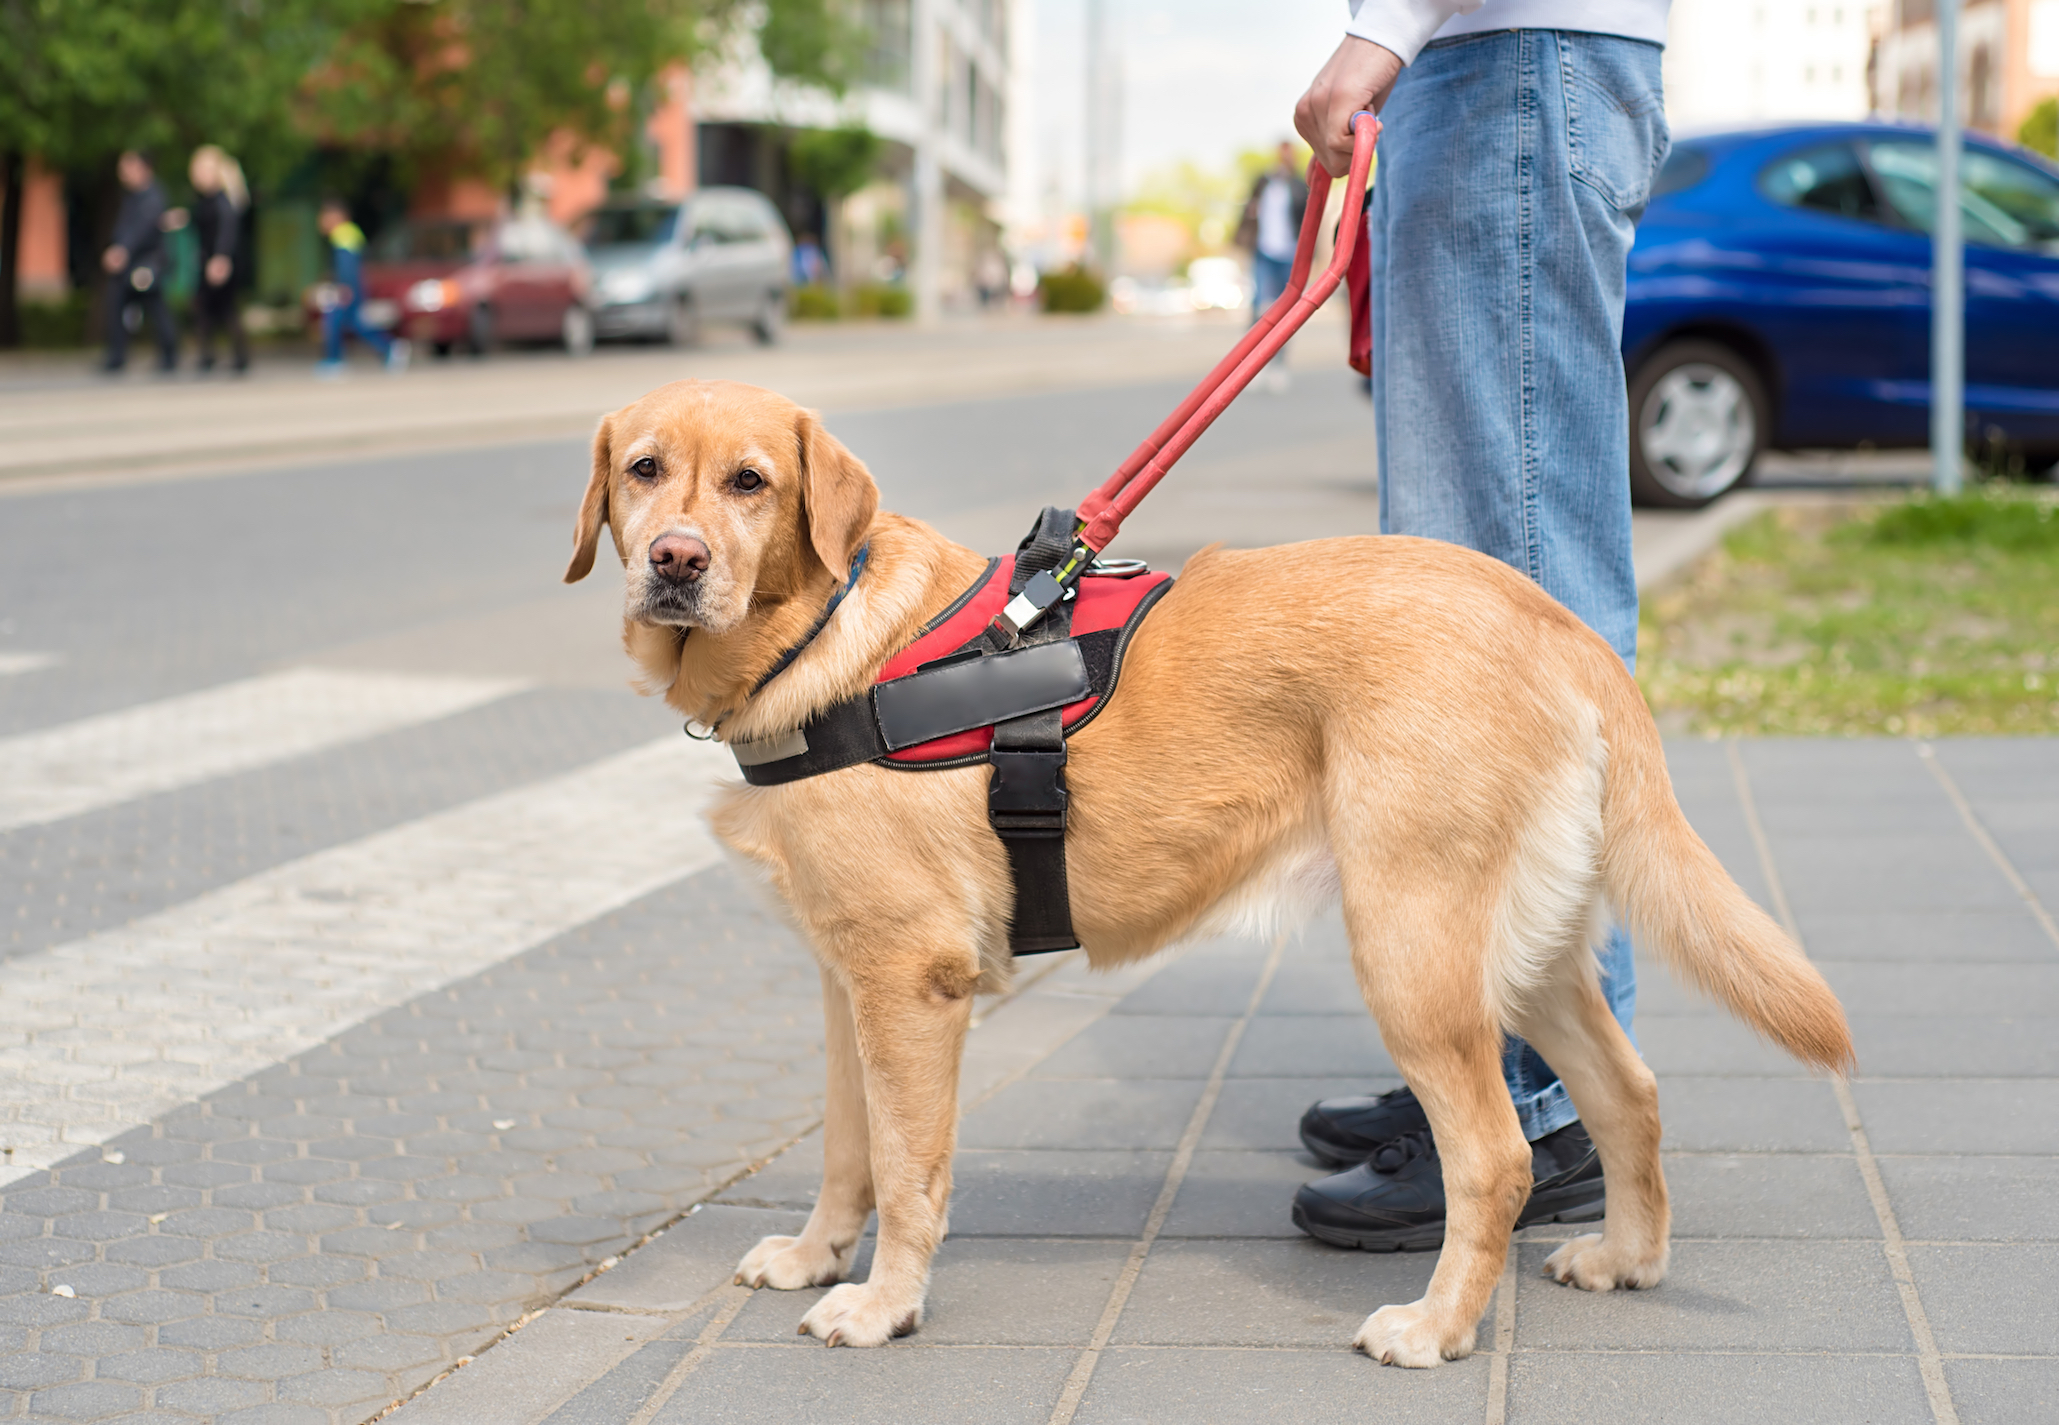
[1236,141,1307,392]
[189,145,249,375]
[1286,0,1670,1253]
[315,199,407,377]
[100,150,178,374]
[975,248,1009,308]
[791,233,829,288]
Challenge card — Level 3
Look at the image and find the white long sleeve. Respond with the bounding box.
[1346,0,1672,66]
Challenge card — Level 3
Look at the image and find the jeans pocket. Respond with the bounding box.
[1560,35,1670,215]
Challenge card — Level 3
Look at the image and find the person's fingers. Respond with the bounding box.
[1298,37,1398,177]
[1293,91,1320,154]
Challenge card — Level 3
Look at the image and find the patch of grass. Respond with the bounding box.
[848,282,912,319]
[789,283,841,321]
[1038,263,1106,313]
[1638,486,2059,737]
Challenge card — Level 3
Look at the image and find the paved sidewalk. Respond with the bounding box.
[392,738,2059,1425]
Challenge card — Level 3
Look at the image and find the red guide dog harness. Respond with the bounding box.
[726,508,1172,955]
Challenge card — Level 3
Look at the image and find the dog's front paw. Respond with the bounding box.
[798,1282,920,1348]
[735,1234,854,1290]
[1543,1232,1667,1292]
[1353,1300,1474,1367]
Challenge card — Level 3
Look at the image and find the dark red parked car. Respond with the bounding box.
[310,216,596,357]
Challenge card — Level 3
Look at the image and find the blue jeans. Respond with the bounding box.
[1251,252,1293,367]
[323,296,393,364]
[1368,30,1668,1141]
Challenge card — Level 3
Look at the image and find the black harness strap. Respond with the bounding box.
[990,507,1082,955]
[730,622,1155,784]
[729,509,1172,959]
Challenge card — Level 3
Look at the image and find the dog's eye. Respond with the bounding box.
[733,469,764,492]
[630,456,658,480]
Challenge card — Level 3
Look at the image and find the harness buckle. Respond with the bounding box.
[988,747,1067,834]
[993,569,1066,643]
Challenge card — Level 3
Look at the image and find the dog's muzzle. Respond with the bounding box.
[638,533,711,623]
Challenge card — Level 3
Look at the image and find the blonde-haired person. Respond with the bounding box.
[190,145,249,373]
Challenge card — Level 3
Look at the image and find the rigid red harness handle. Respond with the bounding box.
[1075,111,1380,554]
[992,113,1379,643]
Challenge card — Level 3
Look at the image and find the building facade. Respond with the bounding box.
[693,0,1026,318]
[1665,0,1883,131]
[1874,0,2059,139]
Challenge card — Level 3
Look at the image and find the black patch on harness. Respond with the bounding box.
[874,639,1090,752]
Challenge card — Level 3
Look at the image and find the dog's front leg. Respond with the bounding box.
[796,942,974,1347]
[737,965,874,1290]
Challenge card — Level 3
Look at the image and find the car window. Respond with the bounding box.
[691,194,765,245]
[1864,141,2059,250]
[1760,142,1882,222]
[1968,152,2059,248]
[1864,141,2059,251]
[735,198,777,242]
[1651,145,1711,199]
[585,204,679,248]
[687,198,728,245]
[371,221,482,262]
[495,222,560,264]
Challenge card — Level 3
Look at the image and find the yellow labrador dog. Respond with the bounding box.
[564,378,1852,1365]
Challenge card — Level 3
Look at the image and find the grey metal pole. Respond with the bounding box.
[1932,0,1964,495]
[1084,0,1112,273]
[910,0,942,324]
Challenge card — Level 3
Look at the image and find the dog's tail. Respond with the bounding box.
[1596,676,1853,1074]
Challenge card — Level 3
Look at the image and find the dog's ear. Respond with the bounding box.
[565,414,617,584]
[796,410,878,582]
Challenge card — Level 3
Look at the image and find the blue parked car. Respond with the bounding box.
[1624,121,2059,506]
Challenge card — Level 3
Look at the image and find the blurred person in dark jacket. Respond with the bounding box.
[1235,141,1308,391]
[189,146,250,374]
[100,150,178,373]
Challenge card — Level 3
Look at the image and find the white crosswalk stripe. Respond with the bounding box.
[0,734,734,1187]
[0,651,59,678]
[0,666,527,832]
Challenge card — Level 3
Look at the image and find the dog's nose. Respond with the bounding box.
[649,534,710,582]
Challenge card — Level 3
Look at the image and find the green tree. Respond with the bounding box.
[2021,97,2059,160]
[759,0,871,95]
[0,0,865,347]
[788,124,882,201]
[0,0,345,343]
[304,0,871,197]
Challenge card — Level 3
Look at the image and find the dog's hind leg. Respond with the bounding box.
[1511,928,1671,1292]
[794,934,976,1347]
[737,964,875,1290]
[1345,882,1534,1367]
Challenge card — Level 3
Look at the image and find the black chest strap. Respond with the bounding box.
[731,508,1166,959]
[989,506,1083,955]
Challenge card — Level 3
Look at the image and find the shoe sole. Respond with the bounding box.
[1293,1182,1606,1253]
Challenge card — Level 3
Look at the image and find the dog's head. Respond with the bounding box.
[564,380,878,637]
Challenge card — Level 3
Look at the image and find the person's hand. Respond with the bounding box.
[102,245,127,274]
[1295,35,1404,177]
[205,255,232,286]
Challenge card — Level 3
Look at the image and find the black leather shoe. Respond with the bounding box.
[1291,1120,1607,1252]
[1298,1086,1431,1166]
